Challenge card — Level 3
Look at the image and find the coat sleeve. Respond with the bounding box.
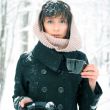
[12,53,29,110]
[77,78,102,110]
[77,53,103,110]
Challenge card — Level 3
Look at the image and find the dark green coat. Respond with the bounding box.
[13,41,102,110]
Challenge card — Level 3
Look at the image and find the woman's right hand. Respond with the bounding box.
[19,97,33,108]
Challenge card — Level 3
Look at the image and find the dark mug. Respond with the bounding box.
[66,58,87,74]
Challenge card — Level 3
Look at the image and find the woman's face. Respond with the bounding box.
[43,16,68,39]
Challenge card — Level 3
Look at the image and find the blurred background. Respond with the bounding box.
[0,0,110,110]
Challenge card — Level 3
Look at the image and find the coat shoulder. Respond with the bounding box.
[19,51,35,66]
[70,50,87,59]
[75,50,87,57]
[69,50,88,63]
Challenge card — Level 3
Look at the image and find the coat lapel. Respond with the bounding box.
[32,41,63,71]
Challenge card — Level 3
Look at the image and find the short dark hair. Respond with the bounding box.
[38,0,72,39]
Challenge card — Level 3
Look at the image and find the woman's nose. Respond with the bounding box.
[53,24,60,31]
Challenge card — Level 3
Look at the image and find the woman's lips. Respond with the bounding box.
[52,34,60,38]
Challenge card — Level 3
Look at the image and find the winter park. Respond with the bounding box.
[0,0,110,110]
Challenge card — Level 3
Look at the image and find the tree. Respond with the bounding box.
[0,0,30,104]
[0,0,8,102]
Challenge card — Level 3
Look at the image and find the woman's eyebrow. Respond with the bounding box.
[60,18,67,21]
[60,18,66,20]
[44,17,54,21]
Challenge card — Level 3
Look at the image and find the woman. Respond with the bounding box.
[13,0,102,110]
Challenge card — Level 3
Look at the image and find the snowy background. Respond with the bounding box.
[0,0,110,110]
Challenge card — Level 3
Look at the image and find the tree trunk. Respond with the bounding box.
[0,0,7,103]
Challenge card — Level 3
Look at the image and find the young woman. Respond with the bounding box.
[13,0,102,110]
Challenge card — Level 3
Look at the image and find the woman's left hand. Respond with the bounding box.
[81,64,99,91]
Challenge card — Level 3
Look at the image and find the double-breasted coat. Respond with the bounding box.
[13,41,102,110]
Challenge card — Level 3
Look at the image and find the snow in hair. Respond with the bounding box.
[41,0,71,17]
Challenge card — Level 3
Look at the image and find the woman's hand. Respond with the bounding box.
[81,64,99,91]
[19,97,33,108]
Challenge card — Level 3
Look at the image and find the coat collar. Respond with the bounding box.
[32,41,63,71]
[31,42,87,74]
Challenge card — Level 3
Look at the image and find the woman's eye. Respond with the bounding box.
[60,20,66,23]
[47,20,53,24]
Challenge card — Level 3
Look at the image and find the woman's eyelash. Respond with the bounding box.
[47,20,53,23]
[60,20,66,23]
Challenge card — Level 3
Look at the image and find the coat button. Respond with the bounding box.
[57,104,63,110]
[41,69,47,74]
[41,87,48,93]
[58,87,64,93]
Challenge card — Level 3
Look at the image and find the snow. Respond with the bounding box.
[0,0,110,110]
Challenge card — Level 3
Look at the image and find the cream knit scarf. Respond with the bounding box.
[38,32,69,51]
